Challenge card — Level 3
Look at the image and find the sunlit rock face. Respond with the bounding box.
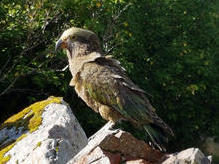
[0,97,87,164]
[68,122,211,164]
[0,96,212,164]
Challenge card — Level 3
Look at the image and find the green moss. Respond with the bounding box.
[0,134,27,164]
[55,140,60,153]
[36,141,42,147]
[1,96,62,132]
[55,146,59,153]
[0,96,62,163]
[33,141,42,150]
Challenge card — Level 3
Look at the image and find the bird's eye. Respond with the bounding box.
[71,35,77,40]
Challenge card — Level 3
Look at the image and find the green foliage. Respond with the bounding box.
[0,0,218,153]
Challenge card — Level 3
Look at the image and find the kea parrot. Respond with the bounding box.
[55,27,174,151]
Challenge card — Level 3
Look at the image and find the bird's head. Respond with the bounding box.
[55,27,101,57]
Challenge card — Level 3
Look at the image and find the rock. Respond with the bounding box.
[69,122,211,164]
[125,159,152,164]
[0,97,211,164]
[69,121,164,164]
[162,148,211,164]
[0,96,87,164]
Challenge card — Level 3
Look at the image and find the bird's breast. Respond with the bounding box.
[74,79,100,113]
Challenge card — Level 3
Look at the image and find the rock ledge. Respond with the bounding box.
[0,97,87,164]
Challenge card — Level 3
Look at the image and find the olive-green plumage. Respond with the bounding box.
[56,27,174,151]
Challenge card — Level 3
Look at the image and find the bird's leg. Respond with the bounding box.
[105,120,120,133]
[88,121,119,141]
[103,120,115,129]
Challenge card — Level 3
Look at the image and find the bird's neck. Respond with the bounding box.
[69,41,102,58]
[67,47,102,78]
[66,41,102,77]
[71,42,92,57]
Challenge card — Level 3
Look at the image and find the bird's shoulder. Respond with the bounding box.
[77,54,146,95]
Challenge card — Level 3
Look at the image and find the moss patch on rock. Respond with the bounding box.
[36,141,42,147]
[0,134,27,164]
[33,141,42,150]
[0,96,62,163]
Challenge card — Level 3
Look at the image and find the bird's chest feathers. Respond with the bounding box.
[67,54,102,112]
[67,52,102,78]
[72,71,100,113]
[72,63,99,98]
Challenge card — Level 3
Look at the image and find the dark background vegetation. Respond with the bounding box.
[0,0,218,156]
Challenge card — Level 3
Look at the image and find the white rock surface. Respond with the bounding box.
[162,148,211,164]
[3,101,88,164]
[1,98,211,164]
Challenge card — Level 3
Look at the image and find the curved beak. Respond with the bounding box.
[55,39,63,51]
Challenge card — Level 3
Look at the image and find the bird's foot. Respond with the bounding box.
[88,121,119,141]
[106,120,116,129]
[104,121,119,134]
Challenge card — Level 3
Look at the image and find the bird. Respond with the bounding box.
[55,27,174,151]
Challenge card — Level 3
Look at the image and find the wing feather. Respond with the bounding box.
[80,57,155,125]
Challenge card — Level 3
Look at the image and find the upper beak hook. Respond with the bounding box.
[55,39,63,51]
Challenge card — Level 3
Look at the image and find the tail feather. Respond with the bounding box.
[143,124,169,152]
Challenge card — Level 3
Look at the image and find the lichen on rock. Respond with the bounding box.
[0,96,62,163]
